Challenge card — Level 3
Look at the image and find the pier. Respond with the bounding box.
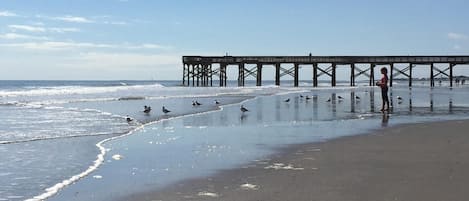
[182,55,469,87]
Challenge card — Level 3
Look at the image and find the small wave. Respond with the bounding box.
[0,132,128,145]
[0,83,165,98]
[0,101,19,106]
[117,96,146,101]
[0,101,45,108]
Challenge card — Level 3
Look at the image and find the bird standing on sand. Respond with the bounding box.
[162,106,171,114]
[284,98,290,103]
[338,96,344,100]
[192,100,202,106]
[355,95,360,100]
[214,100,220,105]
[305,96,311,100]
[397,96,403,104]
[143,106,151,113]
[126,116,133,123]
[326,98,331,102]
[299,94,304,98]
[240,105,249,112]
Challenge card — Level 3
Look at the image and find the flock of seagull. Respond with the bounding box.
[126,99,222,123]
[126,94,404,123]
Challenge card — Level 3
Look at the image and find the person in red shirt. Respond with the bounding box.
[376,67,390,111]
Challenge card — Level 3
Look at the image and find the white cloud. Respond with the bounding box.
[49,27,81,33]
[9,25,46,32]
[103,21,128,25]
[8,24,80,33]
[0,41,114,50]
[0,33,49,40]
[128,43,172,49]
[448,32,468,40]
[0,11,18,17]
[53,15,94,23]
[0,41,170,51]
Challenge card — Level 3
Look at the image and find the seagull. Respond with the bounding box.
[355,95,360,100]
[192,100,202,106]
[305,96,311,100]
[126,116,133,123]
[284,98,290,103]
[338,96,344,100]
[214,100,220,105]
[397,96,403,104]
[196,101,202,105]
[240,105,249,112]
[299,94,304,98]
[162,106,171,114]
[143,106,151,113]
[326,98,331,102]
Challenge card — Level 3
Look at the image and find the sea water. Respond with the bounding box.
[1,80,469,201]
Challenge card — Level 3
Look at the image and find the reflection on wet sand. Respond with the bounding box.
[179,88,465,129]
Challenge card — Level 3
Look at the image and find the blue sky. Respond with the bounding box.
[1,0,468,80]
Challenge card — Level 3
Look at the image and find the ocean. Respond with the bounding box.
[1,80,468,201]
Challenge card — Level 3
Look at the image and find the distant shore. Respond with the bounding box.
[121,119,469,201]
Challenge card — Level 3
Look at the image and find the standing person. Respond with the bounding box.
[376,67,390,112]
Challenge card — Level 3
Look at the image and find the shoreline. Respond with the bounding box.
[121,119,469,201]
[30,95,258,201]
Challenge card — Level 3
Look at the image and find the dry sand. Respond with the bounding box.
[122,119,469,201]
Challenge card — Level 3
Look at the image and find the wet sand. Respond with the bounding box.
[122,119,469,201]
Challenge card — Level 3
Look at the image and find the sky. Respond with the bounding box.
[0,0,468,80]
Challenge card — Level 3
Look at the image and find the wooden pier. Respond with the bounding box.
[182,55,469,87]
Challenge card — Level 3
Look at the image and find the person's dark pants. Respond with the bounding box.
[381,87,389,109]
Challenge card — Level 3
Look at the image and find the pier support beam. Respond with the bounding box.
[256,63,262,86]
[430,63,435,87]
[332,63,336,87]
[370,64,375,86]
[390,63,394,87]
[209,64,213,86]
[187,64,191,86]
[313,63,318,87]
[238,63,245,86]
[294,63,299,87]
[219,63,227,87]
[409,63,413,87]
[202,64,206,86]
[182,63,187,86]
[275,63,281,86]
[195,64,201,86]
[350,63,355,86]
[450,63,454,87]
[191,64,195,86]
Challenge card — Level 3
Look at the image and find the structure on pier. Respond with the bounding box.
[182,55,469,87]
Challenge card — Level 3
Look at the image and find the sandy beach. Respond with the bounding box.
[122,119,469,201]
